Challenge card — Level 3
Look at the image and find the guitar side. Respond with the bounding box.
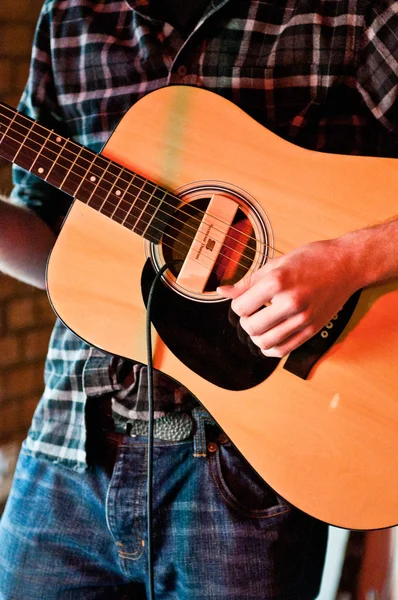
[46,86,398,529]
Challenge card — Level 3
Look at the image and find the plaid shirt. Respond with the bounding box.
[12,0,398,469]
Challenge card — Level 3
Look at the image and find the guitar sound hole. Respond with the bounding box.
[161,198,257,291]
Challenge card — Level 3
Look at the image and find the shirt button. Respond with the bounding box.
[177,65,187,77]
[218,433,229,445]
[207,442,218,453]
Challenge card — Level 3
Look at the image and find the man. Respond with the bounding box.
[0,1,397,598]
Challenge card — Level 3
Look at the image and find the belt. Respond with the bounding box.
[112,412,193,441]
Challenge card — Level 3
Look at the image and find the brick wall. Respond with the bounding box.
[0,0,55,502]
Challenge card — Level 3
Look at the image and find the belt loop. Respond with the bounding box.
[192,408,216,457]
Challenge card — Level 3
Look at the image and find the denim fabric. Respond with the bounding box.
[0,409,327,600]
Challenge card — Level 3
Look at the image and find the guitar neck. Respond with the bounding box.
[0,103,178,242]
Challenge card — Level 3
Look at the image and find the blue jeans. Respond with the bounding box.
[0,408,327,599]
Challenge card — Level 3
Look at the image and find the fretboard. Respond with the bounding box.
[0,103,179,243]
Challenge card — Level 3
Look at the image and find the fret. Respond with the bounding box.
[0,109,53,173]
[122,178,155,232]
[120,176,147,227]
[0,111,27,164]
[131,182,164,236]
[110,196,133,223]
[141,189,168,238]
[0,103,15,126]
[13,120,35,163]
[0,109,17,146]
[0,103,179,245]
[0,129,26,165]
[145,190,180,243]
[12,118,59,176]
[16,117,64,176]
[107,173,142,225]
[29,126,55,176]
[86,157,112,209]
[98,163,126,217]
[109,164,128,208]
[107,168,134,223]
[45,139,87,194]
[62,149,102,208]
[58,143,85,196]
[85,154,116,210]
[42,136,73,190]
[43,135,69,183]
[75,150,102,202]
[69,149,108,205]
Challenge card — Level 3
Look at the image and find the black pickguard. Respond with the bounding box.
[141,260,279,391]
[141,260,361,389]
[284,290,361,379]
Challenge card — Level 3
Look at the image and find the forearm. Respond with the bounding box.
[219,214,398,357]
[337,217,398,291]
[0,196,56,289]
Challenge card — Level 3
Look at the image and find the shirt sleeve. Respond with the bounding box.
[10,0,73,233]
[356,0,398,134]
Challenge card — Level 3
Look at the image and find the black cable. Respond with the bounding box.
[145,260,182,600]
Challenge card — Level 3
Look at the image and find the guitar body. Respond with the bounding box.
[46,86,398,530]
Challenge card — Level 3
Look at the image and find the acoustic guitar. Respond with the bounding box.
[0,85,397,530]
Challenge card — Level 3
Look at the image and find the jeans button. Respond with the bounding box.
[207,442,218,453]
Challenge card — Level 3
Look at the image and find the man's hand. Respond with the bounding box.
[217,237,361,358]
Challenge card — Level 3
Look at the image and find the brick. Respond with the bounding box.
[0,335,20,367]
[3,364,43,399]
[23,327,52,361]
[0,0,29,20]
[0,400,18,440]
[0,25,34,57]
[0,164,12,196]
[0,309,5,337]
[19,394,40,430]
[0,274,19,301]
[1,94,23,109]
[0,396,37,441]
[15,60,30,92]
[0,441,20,503]
[0,373,6,402]
[0,158,10,170]
[0,59,11,95]
[7,297,36,330]
[1,431,25,447]
[28,0,46,23]
[35,293,57,325]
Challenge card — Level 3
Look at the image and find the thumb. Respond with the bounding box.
[217,257,279,299]
[217,274,253,299]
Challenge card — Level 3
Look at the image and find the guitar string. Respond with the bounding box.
[0,107,284,258]
[1,132,268,280]
[2,134,270,281]
[0,106,269,253]
[0,112,284,277]
[0,125,270,273]
[0,111,279,268]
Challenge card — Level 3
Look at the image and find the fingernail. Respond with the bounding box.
[217,285,233,294]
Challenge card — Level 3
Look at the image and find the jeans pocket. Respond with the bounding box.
[209,440,291,518]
